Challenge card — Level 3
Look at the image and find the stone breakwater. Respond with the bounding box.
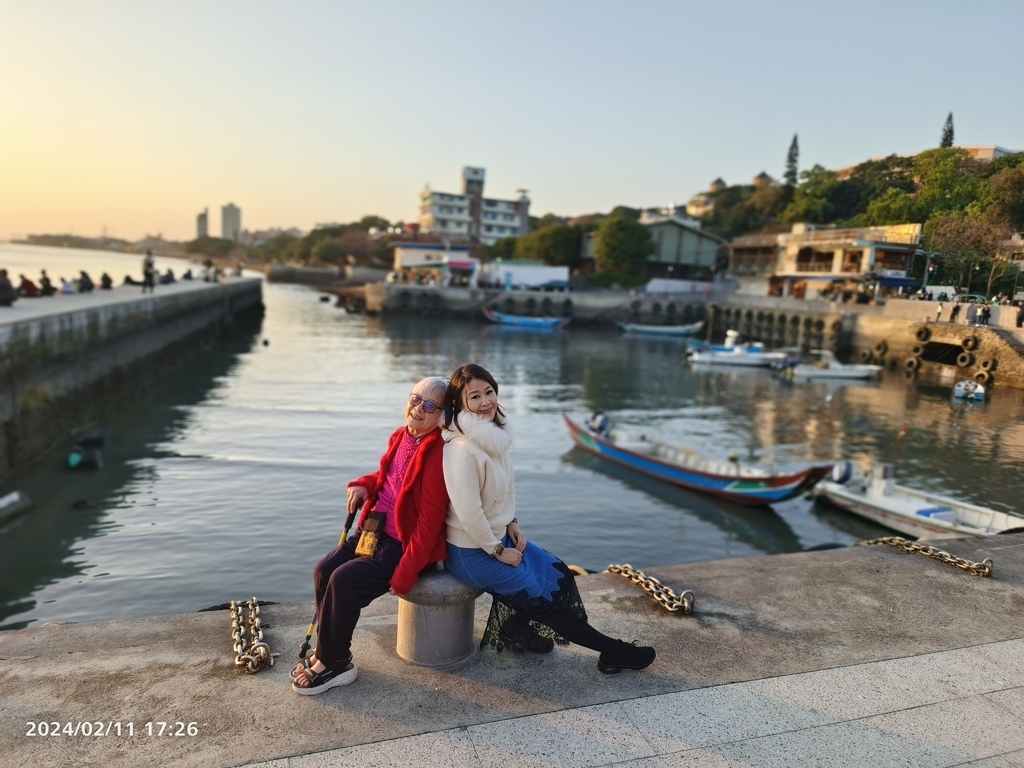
[0,278,263,478]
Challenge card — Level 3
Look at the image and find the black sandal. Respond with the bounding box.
[291,659,359,695]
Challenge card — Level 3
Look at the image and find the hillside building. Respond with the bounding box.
[197,208,208,238]
[730,222,922,298]
[418,167,530,246]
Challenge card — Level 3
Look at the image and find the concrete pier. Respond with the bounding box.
[0,278,263,477]
[1,534,1023,767]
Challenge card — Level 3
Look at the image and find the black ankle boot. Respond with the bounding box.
[597,640,656,674]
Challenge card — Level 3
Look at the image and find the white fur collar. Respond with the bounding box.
[446,411,513,456]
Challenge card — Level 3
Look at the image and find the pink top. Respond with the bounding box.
[374,429,423,540]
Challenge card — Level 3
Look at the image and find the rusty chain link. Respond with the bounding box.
[605,564,695,614]
[230,597,274,673]
[860,536,994,577]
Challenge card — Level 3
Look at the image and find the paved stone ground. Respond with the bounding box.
[2,534,1023,768]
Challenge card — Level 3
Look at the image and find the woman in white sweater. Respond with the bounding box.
[442,363,655,674]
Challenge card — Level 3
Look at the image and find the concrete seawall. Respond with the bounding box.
[0,278,263,479]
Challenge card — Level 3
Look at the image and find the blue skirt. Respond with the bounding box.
[446,537,588,652]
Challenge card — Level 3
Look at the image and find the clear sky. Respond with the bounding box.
[2,0,1021,242]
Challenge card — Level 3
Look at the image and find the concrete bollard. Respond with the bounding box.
[396,568,482,666]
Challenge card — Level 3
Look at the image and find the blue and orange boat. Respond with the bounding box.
[482,307,571,330]
[563,414,832,506]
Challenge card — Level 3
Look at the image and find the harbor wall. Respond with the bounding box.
[372,283,1024,388]
[0,279,264,479]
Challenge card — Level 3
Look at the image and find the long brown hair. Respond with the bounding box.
[444,363,505,432]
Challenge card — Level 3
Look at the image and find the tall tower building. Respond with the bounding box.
[221,203,241,241]
[197,207,209,238]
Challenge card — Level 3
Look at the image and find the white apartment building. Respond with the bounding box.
[196,207,208,238]
[222,203,241,241]
[418,166,530,246]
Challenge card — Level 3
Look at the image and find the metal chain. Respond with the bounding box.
[230,597,274,673]
[860,537,994,577]
[605,564,695,614]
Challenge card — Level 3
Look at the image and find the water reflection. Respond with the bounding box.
[0,315,263,629]
[4,283,1023,627]
[564,448,803,554]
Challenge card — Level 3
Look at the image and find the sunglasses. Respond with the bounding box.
[408,393,440,414]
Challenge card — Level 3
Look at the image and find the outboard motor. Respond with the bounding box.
[831,461,853,484]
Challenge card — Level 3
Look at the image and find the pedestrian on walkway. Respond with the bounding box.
[950,301,962,324]
[39,269,55,296]
[141,251,156,294]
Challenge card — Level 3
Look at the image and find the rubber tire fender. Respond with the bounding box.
[963,336,979,351]
[874,340,888,356]
[916,327,931,342]
[975,370,991,384]
[860,350,872,362]
[905,357,921,371]
[980,358,995,372]
[956,351,974,368]
[911,344,925,357]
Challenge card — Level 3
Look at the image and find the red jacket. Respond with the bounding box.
[348,426,449,595]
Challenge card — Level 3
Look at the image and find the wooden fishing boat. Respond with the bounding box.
[482,307,570,329]
[617,320,703,337]
[812,463,1024,539]
[563,414,832,506]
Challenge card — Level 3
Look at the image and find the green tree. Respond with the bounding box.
[784,134,799,189]
[608,205,641,221]
[248,231,298,263]
[913,148,984,218]
[515,224,582,269]
[593,217,653,276]
[985,166,1024,231]
[311,238,349,265]
[532,213,568,231]
[185,236,235,258]
[488,237,518,261]
[782,165,838,223]
[355,215,391,232]
[924,213,1009,295]
[941,112,954,148]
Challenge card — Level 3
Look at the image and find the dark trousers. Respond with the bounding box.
[312,532,402,668]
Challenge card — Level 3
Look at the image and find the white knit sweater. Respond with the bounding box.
[443,412,516,552]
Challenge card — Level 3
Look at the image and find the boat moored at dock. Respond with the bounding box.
[812,463,1024,539]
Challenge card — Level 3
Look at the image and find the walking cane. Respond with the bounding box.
[297,498,364,661]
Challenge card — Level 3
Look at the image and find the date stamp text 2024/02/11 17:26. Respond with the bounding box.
[25,721,200,737]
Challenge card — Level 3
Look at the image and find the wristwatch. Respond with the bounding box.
[490,543,505,558]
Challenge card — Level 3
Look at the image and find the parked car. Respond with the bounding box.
[537,280,570,292]
[956,294,987,304]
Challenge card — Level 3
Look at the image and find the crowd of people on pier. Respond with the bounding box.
[0,252,241,307]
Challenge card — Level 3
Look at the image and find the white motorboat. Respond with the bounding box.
[688,330,789,368]
[812,463,1024,539]
[953,380,986,401]
[783,350,882,381]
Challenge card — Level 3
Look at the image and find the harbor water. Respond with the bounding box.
[2,244,1024,631]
